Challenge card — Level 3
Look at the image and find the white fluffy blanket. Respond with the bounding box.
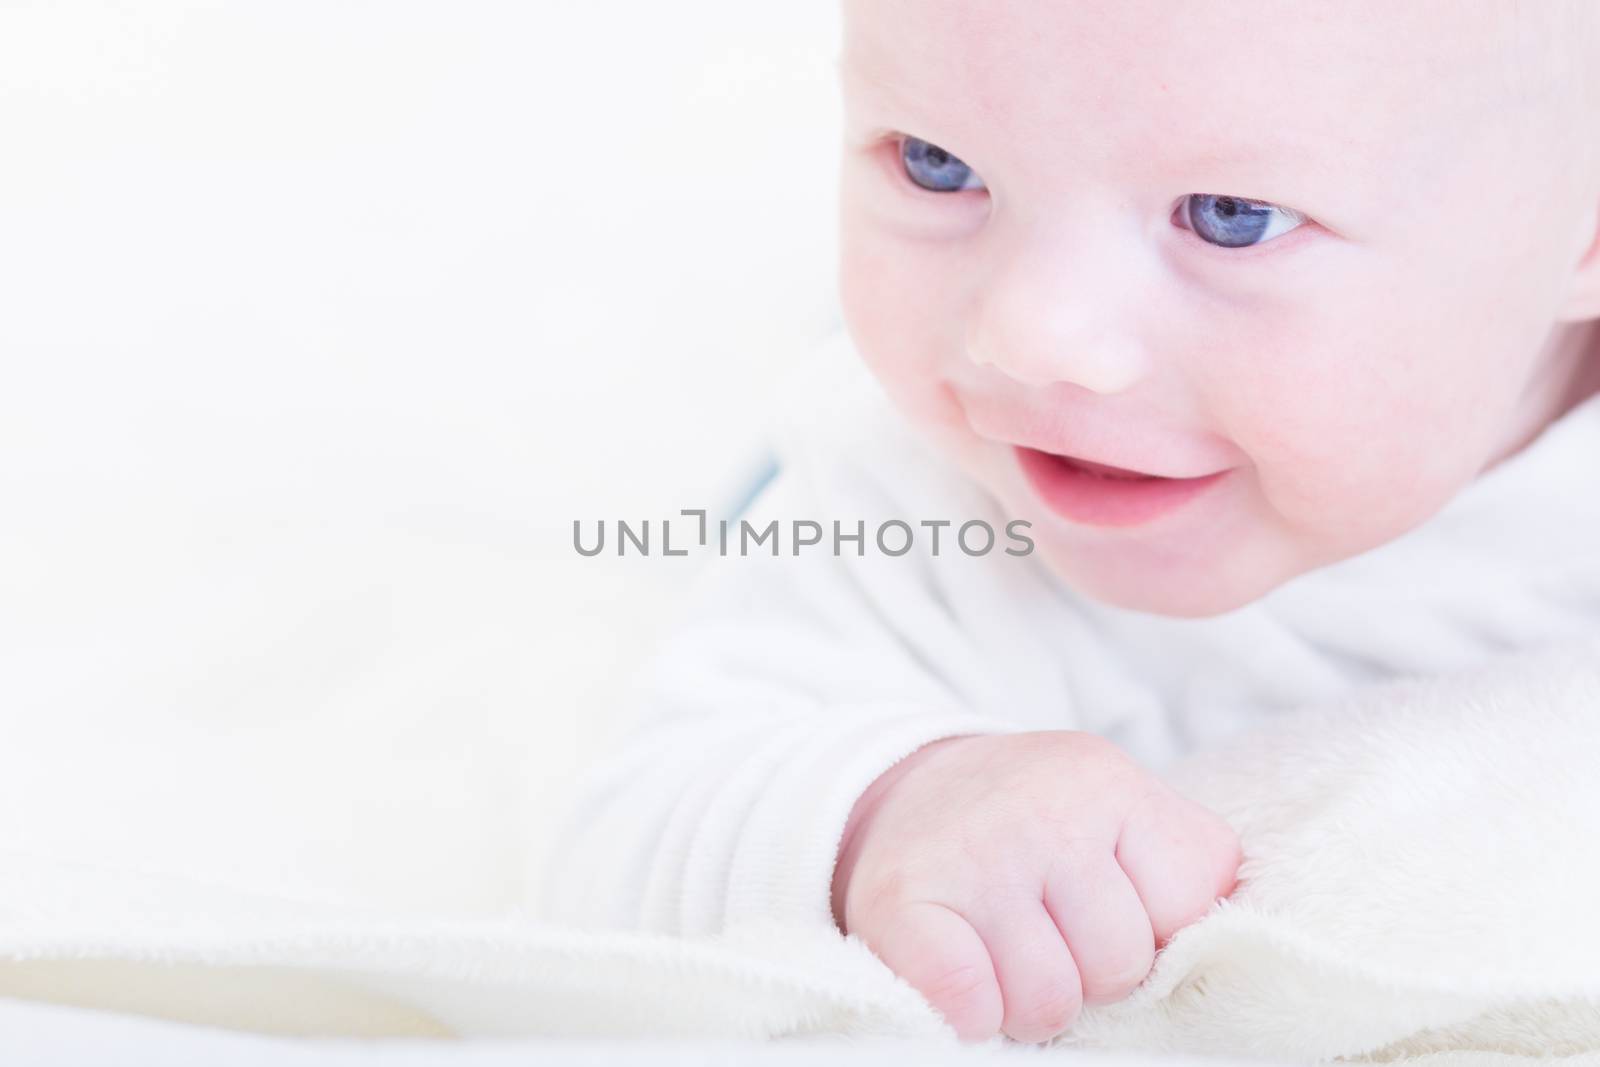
[2,639,1598,1065]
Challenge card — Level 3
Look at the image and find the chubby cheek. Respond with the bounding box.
[1207,296,1501,553]
[838,208,969,435]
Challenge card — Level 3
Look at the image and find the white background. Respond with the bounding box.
[0,2,844,913]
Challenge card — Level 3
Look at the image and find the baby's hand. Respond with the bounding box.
[831,731,1241,1044]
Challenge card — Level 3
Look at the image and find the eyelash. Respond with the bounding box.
[881,134,1319,258]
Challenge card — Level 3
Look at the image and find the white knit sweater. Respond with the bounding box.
[540,328,1600,937]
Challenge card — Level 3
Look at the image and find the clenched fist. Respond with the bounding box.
[830,731,1242,1044]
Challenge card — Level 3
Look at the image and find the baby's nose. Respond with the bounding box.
[964,229,1152,395]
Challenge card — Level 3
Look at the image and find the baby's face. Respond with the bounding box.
[838,0,1600,616]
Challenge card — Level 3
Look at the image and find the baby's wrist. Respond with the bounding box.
[829,734,978,933]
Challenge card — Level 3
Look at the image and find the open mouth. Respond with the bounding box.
[1013,446,1230,527]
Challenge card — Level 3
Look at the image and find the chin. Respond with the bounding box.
[1031,537,1296,620]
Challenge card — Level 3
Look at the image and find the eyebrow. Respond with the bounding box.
[837,56,1013,153]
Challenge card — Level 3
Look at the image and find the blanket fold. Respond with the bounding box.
[1065,637,1600,1062]
[3,639,1599,1065]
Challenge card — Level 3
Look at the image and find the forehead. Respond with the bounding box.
[839,0,1565,187]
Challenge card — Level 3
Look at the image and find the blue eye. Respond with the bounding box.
[900,136,986,193]
[1179,193,1306,248]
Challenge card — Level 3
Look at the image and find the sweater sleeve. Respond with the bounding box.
[538,337,1059,936]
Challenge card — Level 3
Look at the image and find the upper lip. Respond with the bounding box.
[1014,441,1199,479]
[960,398,1231,480]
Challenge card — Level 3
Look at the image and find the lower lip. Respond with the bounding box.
[1013,446,1231,528]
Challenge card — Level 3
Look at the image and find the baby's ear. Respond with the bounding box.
[1558,198,1600,322]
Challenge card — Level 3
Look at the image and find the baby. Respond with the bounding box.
[547,0,1600,1047]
